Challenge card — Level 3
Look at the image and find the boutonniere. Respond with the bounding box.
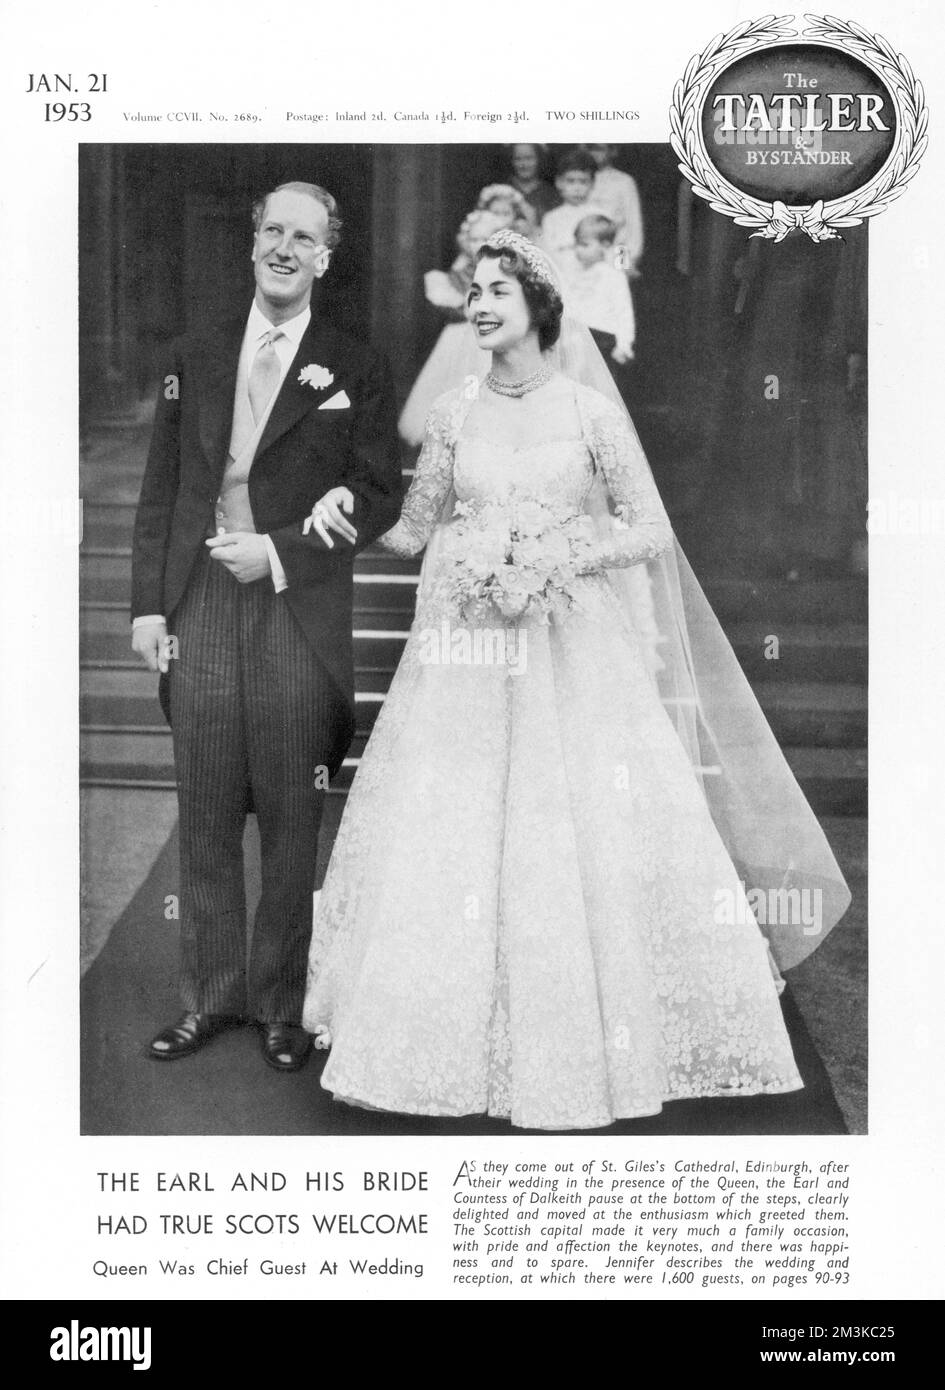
[298,363,335,391]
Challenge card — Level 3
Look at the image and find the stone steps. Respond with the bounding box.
[79,735,866,812]
[78,501,867,814]
[80,662,867,748]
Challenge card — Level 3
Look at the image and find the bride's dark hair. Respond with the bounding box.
[474,244,564,351]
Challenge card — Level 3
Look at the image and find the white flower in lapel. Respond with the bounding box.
[298,363,335,391]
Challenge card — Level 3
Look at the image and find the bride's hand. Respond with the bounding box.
[304,487,357,548]
[576,540,610,576]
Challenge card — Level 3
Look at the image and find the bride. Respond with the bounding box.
[301,229,850,1131]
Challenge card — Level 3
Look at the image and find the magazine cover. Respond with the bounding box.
[1,0,942,1354]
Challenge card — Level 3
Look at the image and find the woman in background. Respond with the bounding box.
[507,142,559,225]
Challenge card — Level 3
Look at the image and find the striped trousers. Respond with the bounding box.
[168,550,346,1023]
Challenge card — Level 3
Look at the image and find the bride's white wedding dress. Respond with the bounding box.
[302,378,803,1130]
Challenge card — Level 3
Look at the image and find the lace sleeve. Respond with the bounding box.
[585,390,672,568]
[378,391,458,557]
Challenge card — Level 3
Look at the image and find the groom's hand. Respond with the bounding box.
[304,487,358,548]
[206,531,272,583]
[132,620,171,674]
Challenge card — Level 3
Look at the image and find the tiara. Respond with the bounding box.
[483,229,560,293]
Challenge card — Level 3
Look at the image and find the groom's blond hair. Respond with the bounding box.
[252,181,343,249]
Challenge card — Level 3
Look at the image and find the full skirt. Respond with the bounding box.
[303,572,803,1129]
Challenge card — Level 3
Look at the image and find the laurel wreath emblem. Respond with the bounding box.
[669,13,928,242]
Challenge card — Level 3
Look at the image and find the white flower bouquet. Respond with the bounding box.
[445,496,599,621]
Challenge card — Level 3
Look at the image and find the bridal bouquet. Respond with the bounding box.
[445,496,599,621]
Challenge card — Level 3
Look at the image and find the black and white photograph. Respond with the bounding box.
[79,142,866,1137]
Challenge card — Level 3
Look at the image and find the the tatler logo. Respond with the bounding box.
[671,14,927,242]
[49,1320,152,1371]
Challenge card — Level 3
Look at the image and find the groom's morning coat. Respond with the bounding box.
[131,312,403,751]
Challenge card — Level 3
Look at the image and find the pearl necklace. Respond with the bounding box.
[484,364,552,398]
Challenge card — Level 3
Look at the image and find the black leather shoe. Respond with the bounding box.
[261,1022,313,1072]
[148,1012,241,1061]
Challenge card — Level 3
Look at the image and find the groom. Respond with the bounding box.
[131,180,402,1071]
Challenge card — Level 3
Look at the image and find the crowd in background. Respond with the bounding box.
[399,144,645,445]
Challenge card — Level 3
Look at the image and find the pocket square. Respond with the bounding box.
[318,390,351,411]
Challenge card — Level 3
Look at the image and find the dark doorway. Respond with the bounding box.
[79,144,374,420]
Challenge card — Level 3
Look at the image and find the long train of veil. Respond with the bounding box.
[412,298,850,974]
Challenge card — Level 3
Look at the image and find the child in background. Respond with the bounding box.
[583,143,644,277]
[539,147,607,275]
[476,183,536,239]
[398,208,506,446]
[564,214,636,392]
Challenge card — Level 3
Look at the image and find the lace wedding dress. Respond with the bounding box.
[302,377,803,1130]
